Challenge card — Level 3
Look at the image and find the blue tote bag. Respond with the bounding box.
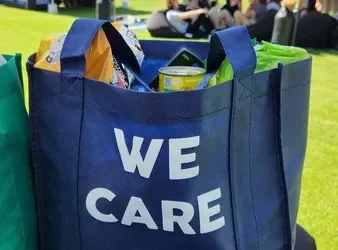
[27,19,311,250]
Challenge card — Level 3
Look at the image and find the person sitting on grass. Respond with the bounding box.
[246,0,280,41]
[209,0,242,29]
[233,0,267,26]
[183,0,217,33]
[296,0,338,48]
[165,0,212,37]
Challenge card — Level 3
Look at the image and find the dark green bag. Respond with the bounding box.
[0,54,37,250]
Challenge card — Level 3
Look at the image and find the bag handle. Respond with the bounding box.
[60,18,149,89]
[201,26,260,250]
[198,26,257,88]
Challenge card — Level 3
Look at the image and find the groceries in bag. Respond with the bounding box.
[149,49,205,91]
[164,48,205,68]
[155,41,308,91]
[35,31,114,84]
[111,56,129,88]
[209,41,310,85]
[149,48,216,92]
[112,22,145,84]
[34,24,144,88]
[158,66,205,92]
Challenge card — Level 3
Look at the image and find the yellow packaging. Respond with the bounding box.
[34,29,113,84]
[158,66,205,92]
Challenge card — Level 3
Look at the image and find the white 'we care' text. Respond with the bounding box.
[85,128,225,235]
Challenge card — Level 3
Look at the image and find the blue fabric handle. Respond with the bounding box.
[198,26,256,88]
[199,26,259,250]
[60,18,143,84]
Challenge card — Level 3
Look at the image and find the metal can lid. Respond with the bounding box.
[159,66,205,76]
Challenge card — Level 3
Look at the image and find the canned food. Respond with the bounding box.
[158,66,205,92]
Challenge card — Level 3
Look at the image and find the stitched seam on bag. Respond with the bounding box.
[274,69,285,249]
[28,68,46,249]
[64,80,80,97]
[60,80,84,248]
[238,78,254,100]
[76,80,85,250]
[252,82,310,100]
[275,68,292,250]
[30,77,45,246]
[280,79,294,250]
[281,82,310,92]
[248,75,261,250]
[62,25,92,96]
[275,96,290,250]
[72,84,80,97]
[229,79,241,250]
[62,23,92,97]
[238,88,245,100]
[83,101,235,123]
[238,78,253,94]
[62,77,80,97]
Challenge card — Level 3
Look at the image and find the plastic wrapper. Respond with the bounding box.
[112,22,145,84]
[34,23,144,88]
[209,41,310,86]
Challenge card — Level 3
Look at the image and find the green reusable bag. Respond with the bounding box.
[210,41,310,84]
[0,54,38,250]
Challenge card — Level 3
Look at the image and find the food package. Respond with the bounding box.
[35,30,114,84]
[112,22,145,84]
[34,23,144,88]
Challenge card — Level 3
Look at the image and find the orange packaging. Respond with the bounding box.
[34,29,114,84]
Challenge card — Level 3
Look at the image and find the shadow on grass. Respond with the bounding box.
[58,6,152,18]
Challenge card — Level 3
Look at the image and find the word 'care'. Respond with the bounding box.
[86,128,225,235]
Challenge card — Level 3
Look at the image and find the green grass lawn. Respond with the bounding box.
[1,2,337,249]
